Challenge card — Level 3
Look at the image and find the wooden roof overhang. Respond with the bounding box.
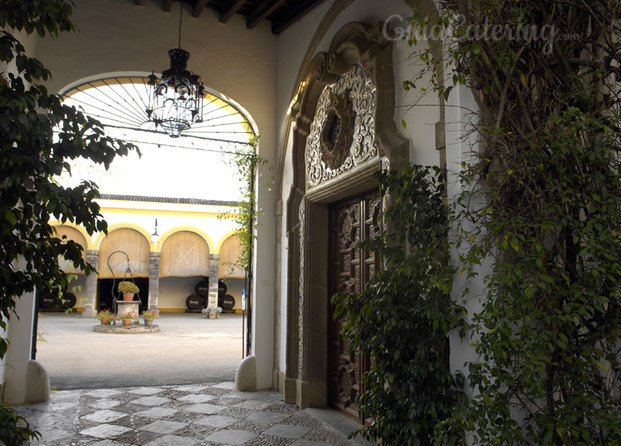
[132,0,325,35]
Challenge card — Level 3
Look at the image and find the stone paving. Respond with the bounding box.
[14,382,365,445]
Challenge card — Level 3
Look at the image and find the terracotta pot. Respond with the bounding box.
[144,319,153,327]
[123,292,134,301]
[101,319,111,326]
[122,319,131,327]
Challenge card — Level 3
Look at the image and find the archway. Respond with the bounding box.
[97,228,150,310]
[159,230,210,311]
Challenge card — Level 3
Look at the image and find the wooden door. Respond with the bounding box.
[328,192,380,420]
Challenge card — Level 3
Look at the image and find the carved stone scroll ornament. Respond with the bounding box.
[306,64,377,188]
[297,198,306,380]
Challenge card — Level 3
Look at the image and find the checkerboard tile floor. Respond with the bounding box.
[14,382,363,445]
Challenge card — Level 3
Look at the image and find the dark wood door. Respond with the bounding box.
[328,192,380,420]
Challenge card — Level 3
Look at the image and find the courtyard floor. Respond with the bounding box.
[14,381,366,445]
[18,313,372,445]
[36,312,245,389]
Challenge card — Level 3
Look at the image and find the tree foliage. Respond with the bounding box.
[0,0,136,357]
[406,0,621,444]
[332,165,466,445]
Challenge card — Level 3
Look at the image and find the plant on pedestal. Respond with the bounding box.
[117,310,137,327]
[141,310,158,326]
[96,309,115,326]
[117,281,139,301]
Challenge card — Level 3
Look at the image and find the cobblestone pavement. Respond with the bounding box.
[14,382,366,445]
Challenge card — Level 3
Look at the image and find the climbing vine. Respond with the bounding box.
[404,1,621,444]
[220,135,262,274]
[332,165,466,445]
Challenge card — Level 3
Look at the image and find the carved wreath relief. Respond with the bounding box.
[306,64,377,188]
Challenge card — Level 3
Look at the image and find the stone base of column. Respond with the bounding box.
[82,308,97,318]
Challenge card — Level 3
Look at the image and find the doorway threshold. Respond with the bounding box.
[304,407,375,445]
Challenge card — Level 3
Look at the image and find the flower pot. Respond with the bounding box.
[144,319,153,327]
[123,292,134,301]
[122,319,132,327]
[101,319,111,326]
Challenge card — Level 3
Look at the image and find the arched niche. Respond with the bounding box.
[98,228,150,278]
[159,231,210,278]
[54,225,88,274]
[218,235,245,278]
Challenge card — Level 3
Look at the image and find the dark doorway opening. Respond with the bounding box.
[97,277,149,311]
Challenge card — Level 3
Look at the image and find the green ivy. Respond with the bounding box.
[332,165,466,445]
[219,135,262,275]
[404,1,621,444]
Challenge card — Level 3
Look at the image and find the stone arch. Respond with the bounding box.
[159,230,211,278]
[283,21,409,408]
[156,227,215,255]
[98,228,151,279]
[53,225,89,274]
[218,234,245,279]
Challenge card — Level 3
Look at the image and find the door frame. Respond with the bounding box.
[282,21,408,409]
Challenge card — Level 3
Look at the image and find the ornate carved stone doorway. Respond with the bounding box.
[282,21,408,410]
[328,192,380,419]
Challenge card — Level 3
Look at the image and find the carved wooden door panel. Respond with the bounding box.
[328,192,380,421]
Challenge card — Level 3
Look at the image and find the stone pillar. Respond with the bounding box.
[82,250,99,318]
[148,252,160,313]
[207,254,220,308]
[4,289,36,404]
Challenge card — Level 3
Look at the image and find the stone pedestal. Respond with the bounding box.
[82,250,99,318]
[148,252,160,313]
[115,300,140,325]
[207,254,220,308]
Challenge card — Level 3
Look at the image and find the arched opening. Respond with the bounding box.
[97,228,151,311]
[159,230,210,311]
[35,73,257,389]
[38,225,89,312]
[218,234,245,312]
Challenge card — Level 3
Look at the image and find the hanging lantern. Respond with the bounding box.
[146,3,204,137]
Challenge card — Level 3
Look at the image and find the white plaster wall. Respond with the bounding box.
[158,277,198,310]
[277,126,295,372]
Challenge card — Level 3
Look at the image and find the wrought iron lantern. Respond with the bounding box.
[146,3,204,137]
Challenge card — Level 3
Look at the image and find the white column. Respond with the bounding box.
[3,289,36,404]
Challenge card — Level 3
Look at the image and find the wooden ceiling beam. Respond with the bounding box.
[220,0,246,23]
[162,0,174,12]
[192,0,209,17]
[271,0,321,35]
[247,0,286,29]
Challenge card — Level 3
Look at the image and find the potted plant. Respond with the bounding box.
[117,310,137,327]
[96,309,115,326]
[117,281,139,301]
[141,310,159,327]
[203,306,222,319]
